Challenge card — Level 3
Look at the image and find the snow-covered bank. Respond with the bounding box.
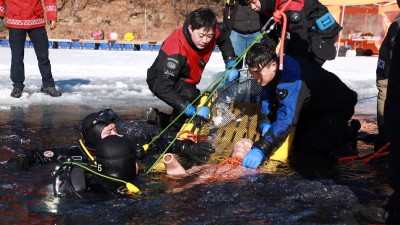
[0,47,378,111]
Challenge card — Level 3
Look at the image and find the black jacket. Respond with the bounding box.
[223,0,261,34]
[258,0,342,65]
[377,14,400,79]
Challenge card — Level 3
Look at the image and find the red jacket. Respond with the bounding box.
[147,21,235,112]
[0,0,57,29]
[161,27,220,85]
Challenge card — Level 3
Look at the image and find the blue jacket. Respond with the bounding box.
[254,55,357,155]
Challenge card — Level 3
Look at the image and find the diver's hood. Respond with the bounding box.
[81,113,105,150]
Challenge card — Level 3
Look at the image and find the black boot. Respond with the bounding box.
[41,87,62,97]
[11,87,23,98]
[146,108,161,127]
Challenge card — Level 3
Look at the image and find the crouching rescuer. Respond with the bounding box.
[241,42,359,169]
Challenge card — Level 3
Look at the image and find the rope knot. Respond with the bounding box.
[273,10,283,23]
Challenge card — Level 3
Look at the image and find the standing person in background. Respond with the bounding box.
[246,0,342,66]
[223,0,263,69]
[0,0,62,98]
[147,7,238,132]
[383,3,400,223]
[375,6,400,151]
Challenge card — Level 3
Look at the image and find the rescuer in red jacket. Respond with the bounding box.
[0,0,62,98]
[147,7,238,131]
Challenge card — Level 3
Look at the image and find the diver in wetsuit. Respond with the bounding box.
[1,109,145,195]
[4,109,142,168]
[3,108,215,195]
[51,109,145,196]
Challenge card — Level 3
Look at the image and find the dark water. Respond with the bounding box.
[0,105,392,224]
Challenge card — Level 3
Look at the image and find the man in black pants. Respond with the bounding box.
[383,7,400,221]
[0,0,62,98]
[375,5,400,151]
[223,0,263,69]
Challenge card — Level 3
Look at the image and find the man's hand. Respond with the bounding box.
[225,60,239,81]
[184,103,196,116]
[242,146,265,168]
[196,106,210,120]
[48,20,57,30]
[221,60,239,89]
[176,140,215,164]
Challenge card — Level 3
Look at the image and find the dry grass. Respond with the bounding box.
[16,0,224,42]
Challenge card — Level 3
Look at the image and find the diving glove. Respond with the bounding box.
[221,60,239,89]
[184,102,196,117]
[242,147,265,169]
[196,106,210,120]
[174,140,215,164]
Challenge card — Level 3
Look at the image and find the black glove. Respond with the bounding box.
[174,140,215,164]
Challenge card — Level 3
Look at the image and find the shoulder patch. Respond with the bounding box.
[166,57,179,70]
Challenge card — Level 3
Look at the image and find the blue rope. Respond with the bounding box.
[357,95,377,102]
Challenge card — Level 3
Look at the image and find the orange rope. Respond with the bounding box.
[338,155,362,163]
[338,141,391,164]
[206,157,242,182]
[272,0,291,70]
[362,142,390,164]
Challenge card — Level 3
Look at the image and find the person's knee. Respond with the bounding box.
[177,83,200,103]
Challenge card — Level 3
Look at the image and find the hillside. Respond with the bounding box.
[1,1,390,45]
[1,0,225,42]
